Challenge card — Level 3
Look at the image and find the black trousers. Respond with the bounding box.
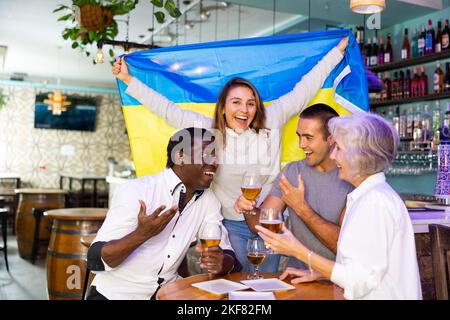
[86,286,160,300]
[86,286,108,300]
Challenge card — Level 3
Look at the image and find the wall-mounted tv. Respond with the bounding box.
[34,93,97,131]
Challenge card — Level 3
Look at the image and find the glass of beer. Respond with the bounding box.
[259,208,283,253]
[246,239,267,279]
[241,171,262,215]
[199,222,222,278]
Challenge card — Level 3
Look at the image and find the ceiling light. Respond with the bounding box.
[350,0,385,14]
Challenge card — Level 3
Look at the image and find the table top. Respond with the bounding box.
[0,188,15,196]
[15,188,68,195]
[60,173,106,180]
[156,272,344,300]
[80,234,96,248]
[44,208,108,220]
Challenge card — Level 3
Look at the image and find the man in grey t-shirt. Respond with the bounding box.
[235,103,353,269]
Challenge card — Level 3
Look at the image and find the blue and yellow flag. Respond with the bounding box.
[117,29,369,177]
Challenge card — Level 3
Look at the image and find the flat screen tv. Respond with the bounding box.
[34,93,97,131]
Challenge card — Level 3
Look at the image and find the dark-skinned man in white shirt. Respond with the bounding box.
[87,127,239,300]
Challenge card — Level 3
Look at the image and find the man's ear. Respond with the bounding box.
[176,151,184,165]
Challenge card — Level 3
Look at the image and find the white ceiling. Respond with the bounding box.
[0,0,447,88]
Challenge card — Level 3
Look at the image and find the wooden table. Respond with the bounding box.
[44,208,107,300]
[157,272,344,300]
[14,188,67,259]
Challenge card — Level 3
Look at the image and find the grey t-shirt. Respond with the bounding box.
[270,160,354,269]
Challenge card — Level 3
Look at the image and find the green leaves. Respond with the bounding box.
[109,0,138,15]
[52,4,69,13]
[151,0,164,7]
[164,0,181,18]
[154,11,165,23]
[153,0,181,23]
[71,41,79,49]
[57,13,73,21]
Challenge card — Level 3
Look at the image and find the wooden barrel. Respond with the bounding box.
[15,189,67,259]
[45,208,107,300]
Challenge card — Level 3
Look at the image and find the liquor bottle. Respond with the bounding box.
[418,25,426,56]
[445,62,450,92]
[399,70,405,98]
[422,104,432,143]
[371,36,379,66]
[400,108,408,139]
[442,19,449,51]
[419,65,428,96]
[392,71,399,99]
[436,20,443,53]
[434,61,445,93]
[404,69,412,98]
[426,19,435,54]
[393,106,400,135]
[411,67,420,97]
[441,102,450,142]
[413,104,423,143]
[365,37,372,66]
[384,72,392,100]
[411,28,419,58]
[385,34,393,63]
[432,102,441,151]
[378,36,385,65]
[401,28,411,60]
[356,27,365,61]
[407,105,415,139]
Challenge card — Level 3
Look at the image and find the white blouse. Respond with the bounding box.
[331,172,422,300]
[125,47,343,220]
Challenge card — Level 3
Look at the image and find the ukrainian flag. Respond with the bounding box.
[117,29,369,177]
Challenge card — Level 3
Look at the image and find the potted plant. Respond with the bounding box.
[54,0,181,63]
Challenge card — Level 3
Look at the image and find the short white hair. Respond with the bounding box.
[328,112,398,177]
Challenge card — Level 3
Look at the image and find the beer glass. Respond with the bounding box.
[246,238,267,279]
[241,171,262,215]
[199,222,222,279]
[259,208,283,253]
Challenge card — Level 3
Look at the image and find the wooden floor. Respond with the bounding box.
[0,232,48,300]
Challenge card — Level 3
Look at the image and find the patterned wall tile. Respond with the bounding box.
[0,84,131,188]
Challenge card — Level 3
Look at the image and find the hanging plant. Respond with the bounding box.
[0,90,6,110]
[54,0,181,63]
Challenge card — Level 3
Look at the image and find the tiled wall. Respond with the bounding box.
[0,82,131,188]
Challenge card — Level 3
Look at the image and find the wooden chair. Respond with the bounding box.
[430,224,450,300]
[0,198,9,272]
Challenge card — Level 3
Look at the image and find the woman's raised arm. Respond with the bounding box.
[114,57,213,129]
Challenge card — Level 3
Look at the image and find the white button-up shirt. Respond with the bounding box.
[91,168,233,300]
[331,172,422,300]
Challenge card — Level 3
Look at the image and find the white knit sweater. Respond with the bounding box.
[125,47,343,220]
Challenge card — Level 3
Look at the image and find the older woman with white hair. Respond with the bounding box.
[256,112,422,300]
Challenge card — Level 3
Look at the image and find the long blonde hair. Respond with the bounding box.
[212,77,266,146]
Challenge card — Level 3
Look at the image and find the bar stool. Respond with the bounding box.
[31,208,51,264]
[0,200,9,272]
